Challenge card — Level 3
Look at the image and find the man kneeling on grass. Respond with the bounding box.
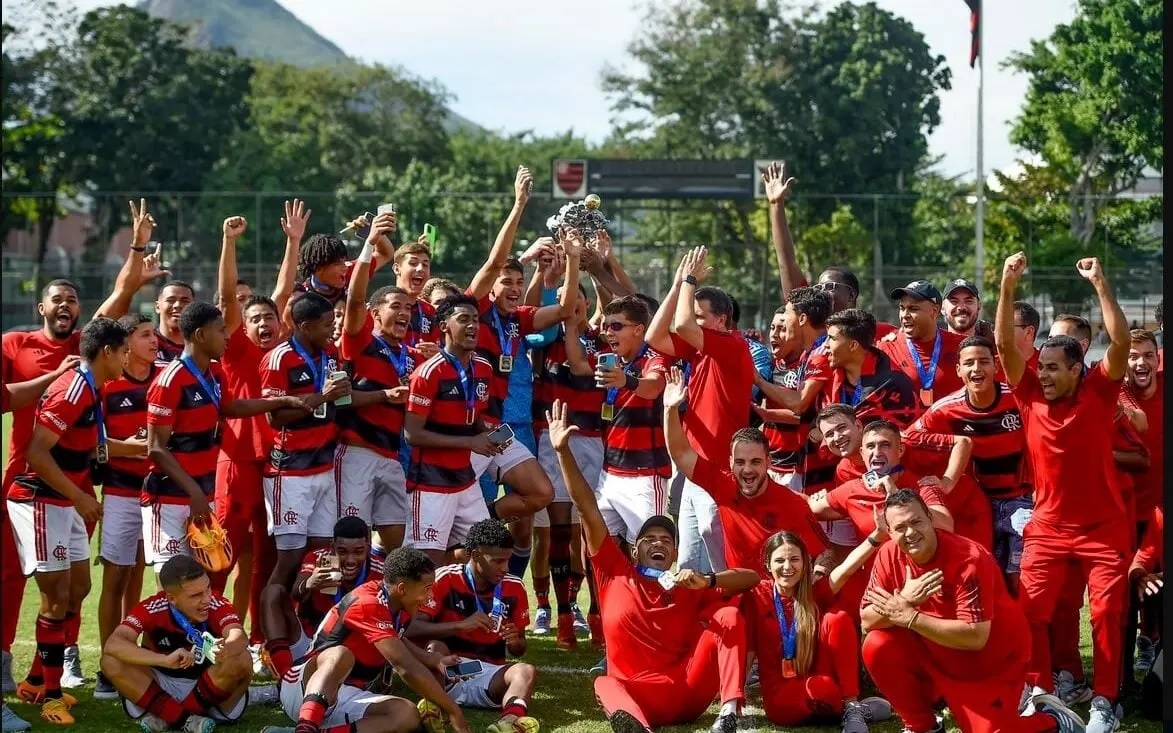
[406,518,540,733]
[100,554,271,733]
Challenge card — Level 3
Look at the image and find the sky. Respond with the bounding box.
[64,0,1079,180]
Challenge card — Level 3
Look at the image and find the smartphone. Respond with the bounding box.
[317,553,342,594]
[597,353,619,370]
[487,423,515,447]
[352,211,376,240]
[377,203,397,216]
[445,660,484,681]
[329,370,352,407]
[423,223,437,247]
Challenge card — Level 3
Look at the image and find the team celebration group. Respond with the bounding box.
[0,164,1163,733]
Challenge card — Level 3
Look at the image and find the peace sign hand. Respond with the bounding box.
[129,199,156,246]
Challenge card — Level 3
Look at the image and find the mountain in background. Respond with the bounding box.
[137,0,478,131]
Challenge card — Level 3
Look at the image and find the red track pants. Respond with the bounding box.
[762,610,861,725]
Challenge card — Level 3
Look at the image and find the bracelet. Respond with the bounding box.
[907,611,920,629]
[705,572,717,588]
[624,374,639,391]
[866,535,881,548]
[130,245,146,252]
[683,275,698,286]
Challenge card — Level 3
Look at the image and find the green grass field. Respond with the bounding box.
[0,413,1161,732]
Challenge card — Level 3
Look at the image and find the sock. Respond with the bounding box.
[193,669,232,710]
[266,638,294,678]
[719,700,739,716]
[550,524,573,614]
[34,615,65,698]
[533,575,551,611]
[568,571,585,603]
[62,612,80,647]
[26,654,44,686]
[296,692,330,733]
[136,680,189,726]
[502,697,528,719]
[507,546,531,579]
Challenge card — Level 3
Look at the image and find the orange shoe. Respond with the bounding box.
[588,612,604,648]
[555,613,577,650]
[16,681,77,707]
[187,514,234,573]
[40,698,75,725]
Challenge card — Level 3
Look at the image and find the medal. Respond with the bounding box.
[490,306,517,374]
[95,443,109,464]
[782,658,797,678]
[906,332,942,407]
[603,344,648,422]
[774,589,799,677]
[465,564,506,634]
[290,335,328,402]
[441,349,478,426]
[313,403,328,419]
[657,572,677,591]
[79,364,109,465]
[499,355,513,373]
[919,388,934,408]
[601,404,614,421]
[375,334,411,384]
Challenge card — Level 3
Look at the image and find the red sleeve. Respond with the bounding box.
[346,595,402,645]
[508,582,530,629]
[260,352,289,398]
[146,372,179,428]
[208,595,243,633]
[862,546,899,613]
[917,484,947,508]
[691,455,734,505]
[222,327,249,368]
[1087,360,1125,405]
[812,575,837,610]
[1010,367,1042,403]
[825,482,854,515]
[696,328,734,357]
[299,549,324,576]
[345,259,378,280]
[120,600,155,635]
[472,292,492,314]
[340,324,374,362]
[804,350,831,385]
[1,333,21,386]
[407,366,439,417]
[417,572,449,620]
[588,535,630,588]
[1132,508,1163,573]
[951,552,995,624]
[902,407,958,453]
[643,353,672,378]
[37,374,87,437]
[210,363,235,411]
[516,306,538,336]
[669,333,699,361]
[795,502,830,558]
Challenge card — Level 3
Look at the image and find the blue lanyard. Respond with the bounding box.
[334,561,370,603]
[169,604,207,647]
[797,333,828,384]
[636,566,666,580]
[407,303,425,347]
[905,331,942,391]
[464,564,506,617]
[683,360,693,385]
[180,355,221,411]
[773,591,798,660]
[842,380,864,406]
[308,275,340,299]
[373,334,409,379]
[489,305,516,358]
[290,337,327,391]
[77,364,107,447]
[440,349,476,416]
[605,344,648,406]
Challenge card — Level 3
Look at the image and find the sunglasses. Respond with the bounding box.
[813,281,857,298]
[602,321,635,332]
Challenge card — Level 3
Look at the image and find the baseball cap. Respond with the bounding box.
[636,515,678,543]
[943,278,980,300]
[889,280,943,306]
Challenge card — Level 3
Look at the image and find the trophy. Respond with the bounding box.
[546,194,610,243]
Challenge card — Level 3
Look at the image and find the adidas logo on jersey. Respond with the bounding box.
[192,392,203,402]
[119,397,133,408]
[962,424,975,433]
[448,386,461,396]
[295,372,312,384]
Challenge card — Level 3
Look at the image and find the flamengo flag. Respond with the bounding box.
[965,0,980,68]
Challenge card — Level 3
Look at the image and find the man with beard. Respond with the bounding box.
[663,368,828,579]
[338,212,428,552]
[941,279,992,338]
[861,491,1085,733]
[996,252,1131,733]
[549,399,757,733]
[878,281,965,415]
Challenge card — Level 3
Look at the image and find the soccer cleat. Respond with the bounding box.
[859,697,892,722]
[247,684,279,707]
[16,681,77,707]
[93,671,119,700]
[487,716,540,733]
[418,698,445,733]
[588,613,604,648]
[1054,670,1093,706]
[40,698,74,726]
[532,608,551,636]
[251,644,274,679]
[608,710,651,733]
[187,515,234,573]
[590,656,607,677]
[1085,696,1120,733]
[1135,636,1157,673]
[1,651,16,694]
[555,613,577,650]
[60,646,85,688]
[181,714,217,733]
[1,703,31,732]
[137,714,170,733]
[571,603,589,634]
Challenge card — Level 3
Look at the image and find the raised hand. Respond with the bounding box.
[128,199,156,246]
[366,212,396,247]
[1002,252,1027,282]
[561,228,585,261]
[519,237,556,266]
[761,161,796,206]
[593,229,613,261]
[223,216,247,240]
[663,366,688,409]
[514,165,533,205]
[546,399,581,451]
[138,249,171,285]
[281,199,311,241]
[680,246,712,284]
[1075,257,1104,283]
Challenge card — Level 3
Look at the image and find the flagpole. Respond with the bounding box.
[974,8,985,289]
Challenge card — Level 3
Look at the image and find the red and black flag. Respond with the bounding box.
[964,0,980,68]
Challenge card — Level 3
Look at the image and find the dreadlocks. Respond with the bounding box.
[297,233,349,281]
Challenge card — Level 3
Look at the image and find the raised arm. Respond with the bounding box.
[218,217,247,333]
[549,400,608,554]
[761,162,803,299]
[532,230,583,332]
[1077,257,1128,379]
[344,214,394,337]
[994,252,1027,386]
[661,368,698,480]
[272,199,311,313]
[597,231,637,296]
[561,316,594,377]
[672,246,712,352]
[646,255,687,357]
[468,166,533,300]
[93,199,169,320]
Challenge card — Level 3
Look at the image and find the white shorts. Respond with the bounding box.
[265,470,338,550]
[769,469,802,493]
[142,501,218,567]
[407,485,489,552]
[470,438,533,483]
[100,494,143,567]
[445,658,507,709]
[289,628,312,662]
[532,430,594,529]
[823,519,859,547]
[596,471,668,544]
[6,500,89,575]
[334,444,408,528]
[279,662,393,726]
[123,668,246,722]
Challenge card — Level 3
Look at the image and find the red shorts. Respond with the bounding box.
[215,458,266,548]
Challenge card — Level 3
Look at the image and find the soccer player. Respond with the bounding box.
[391,234,442,352]
[814,309,918,428]
[293,212,395,307]
[407,519,539,732]
[6,318,138,723]
[145,301,309,570]
[878,280,965,413]
[258,516,377,679]
[1129,506,1163,675]
[403,294,498,564]
[100,555,256,733]
[154,282,196,362]
[269,547,472,733]
[338,213,427,551]
[941,278,988,338]
[663,367,829,578]
[645,246,757,574]
[593,296,673,546]
[743,530,892,730]
[261,292,352,589]
[423,278,462,308]
[995,252,1132,732]
[549,399,757,733]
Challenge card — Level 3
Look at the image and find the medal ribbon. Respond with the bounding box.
[290,337,327,391]
[180,356,221,413]
[605,344,648,407]
[797,333,828,385]
[635,566,666,580]
[489,306,516,359]
[77,364,107,449]
[905,331,942,392]
[440,349,476,418]
[407,303,424,347]
[464,563,506,618]
[308,275,340,299]
[168,604,208,648]
[842,381,864,406]
[373,334,409,380]
[773,590,798,661]
[334,560,370,603]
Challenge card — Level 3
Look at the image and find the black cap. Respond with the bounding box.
[636,515,678,543]
[889,280,942,306]
[943,278,980,300]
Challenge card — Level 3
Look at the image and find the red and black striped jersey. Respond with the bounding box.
[100,364,163,498]
[820,349,920,430]
[260,339,341,477]
[418,564,529,665]
[469,292,539,426]
[295,548,383,638]
[405,352,493,494]
[761,353,804,469]
[146,360,234,504]
[120,591,241,680]
[602,349,672,478]
[154,330,185,363]
[876,328,966,417]
[531,328,609,437]
[905,384,1028,500]
[309,580,410,689]
[218,328,273,463]
[339,317,424,459]
[8,368,99,506]
[405,300,440,347]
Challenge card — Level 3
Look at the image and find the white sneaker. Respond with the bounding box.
[138,713,170,733]
[1054,670,1093,706]
[1085,696,1120,733]
[2,703,31,732]
[532,607,551,636]
[181,714,217,733]
[247,684,279,707]
[1027,694,1086,733]
[60,645,85,688]
[250,644,273,679]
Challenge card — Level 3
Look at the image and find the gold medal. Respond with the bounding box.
[466,408,476,426]
[499,355,513,373]
[313,403,328,419]
[919,388,933,408]
[601,404,615,421]
[781,658,797,678]
[95,443,109,464]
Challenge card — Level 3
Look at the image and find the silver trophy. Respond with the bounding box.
[546,194,610,243]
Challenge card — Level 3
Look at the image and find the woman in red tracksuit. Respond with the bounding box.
[741,529,893,731]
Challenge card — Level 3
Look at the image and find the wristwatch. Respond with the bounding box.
[683,275,698,286]
[866,535,882,548]
[704,572,717,588]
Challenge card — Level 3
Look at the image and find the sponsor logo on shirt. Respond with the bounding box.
[148,405,173,417]
[43,411,67,431]
[411,395,431,408]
